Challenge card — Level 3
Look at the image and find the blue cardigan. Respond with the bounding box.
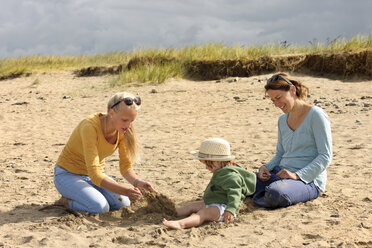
[265,106,332,191]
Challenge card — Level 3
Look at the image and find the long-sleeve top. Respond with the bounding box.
[56,113,132,186]
[265,106,332,191]
[203,164,256,215]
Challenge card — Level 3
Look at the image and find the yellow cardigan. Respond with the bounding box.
[57,113,132,186]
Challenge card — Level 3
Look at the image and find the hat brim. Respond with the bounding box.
[193,155,235,161]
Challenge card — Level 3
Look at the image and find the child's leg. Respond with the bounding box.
[163,206,220,229]
[176,200,205,216]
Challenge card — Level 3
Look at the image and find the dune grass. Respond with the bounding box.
[1,34,371,83]
[0,52,132,78]
[110,62,185,86]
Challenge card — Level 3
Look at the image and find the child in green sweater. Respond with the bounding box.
[162,138,256,229]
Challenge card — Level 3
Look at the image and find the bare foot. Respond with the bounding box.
[55,196,70,208]
[39,196,82,217]
[162,218,182,230]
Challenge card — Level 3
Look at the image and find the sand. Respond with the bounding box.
[0,71,371,247]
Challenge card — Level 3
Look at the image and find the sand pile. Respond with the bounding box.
[121,191,177,219]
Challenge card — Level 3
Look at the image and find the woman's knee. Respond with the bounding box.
[264,183,292,208]
[88,200,110,214]
[110,196,131,210]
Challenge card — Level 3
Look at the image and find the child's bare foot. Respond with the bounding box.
[162,218,182,230]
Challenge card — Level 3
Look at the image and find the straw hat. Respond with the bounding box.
[193,138,235,161]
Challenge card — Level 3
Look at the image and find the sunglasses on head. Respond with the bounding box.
[267,74,293,86]
[111,97,141,109]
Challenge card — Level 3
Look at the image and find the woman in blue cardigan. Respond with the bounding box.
[253,73,332,208]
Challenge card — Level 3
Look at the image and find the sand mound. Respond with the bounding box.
[3,51,370,81]
[121,191,177,219]
[187,50,372,80]
[73,64,125,77]
[73,56,176,77]
[71,50,372,80]
[0,71,31,80]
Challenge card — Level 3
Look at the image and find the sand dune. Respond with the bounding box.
[0,71,371,247]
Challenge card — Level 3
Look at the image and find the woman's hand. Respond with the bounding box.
[135,179,156,192]
[258,165,271,181]
[276,169,300,180]
[222,211,235,224]
[124,187,142,202]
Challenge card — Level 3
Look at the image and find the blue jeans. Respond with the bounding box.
[54,165,130,214]
[253,166,320,208]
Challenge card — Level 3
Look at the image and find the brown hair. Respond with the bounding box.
[107,92,141,163]
[264,73,309,100]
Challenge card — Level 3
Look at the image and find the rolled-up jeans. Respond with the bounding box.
[253,166,320,208]
[54,165,130,214]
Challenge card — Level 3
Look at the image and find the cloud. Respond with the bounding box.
[0,0,371,58]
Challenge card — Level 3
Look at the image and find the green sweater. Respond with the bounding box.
[203,165,256,215]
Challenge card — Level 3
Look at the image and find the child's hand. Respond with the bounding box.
[222,211,234,224]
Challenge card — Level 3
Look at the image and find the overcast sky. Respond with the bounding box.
[0,0,371,58]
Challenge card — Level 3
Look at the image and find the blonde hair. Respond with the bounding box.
[107,92,141,112]
[107,92,141,163]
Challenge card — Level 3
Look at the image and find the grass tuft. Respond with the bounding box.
[111,62,185,85]
[32,78,40,85]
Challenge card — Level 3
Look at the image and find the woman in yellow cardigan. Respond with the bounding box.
[53,92,154,214]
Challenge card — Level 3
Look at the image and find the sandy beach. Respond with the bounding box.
[0,71,371,247]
